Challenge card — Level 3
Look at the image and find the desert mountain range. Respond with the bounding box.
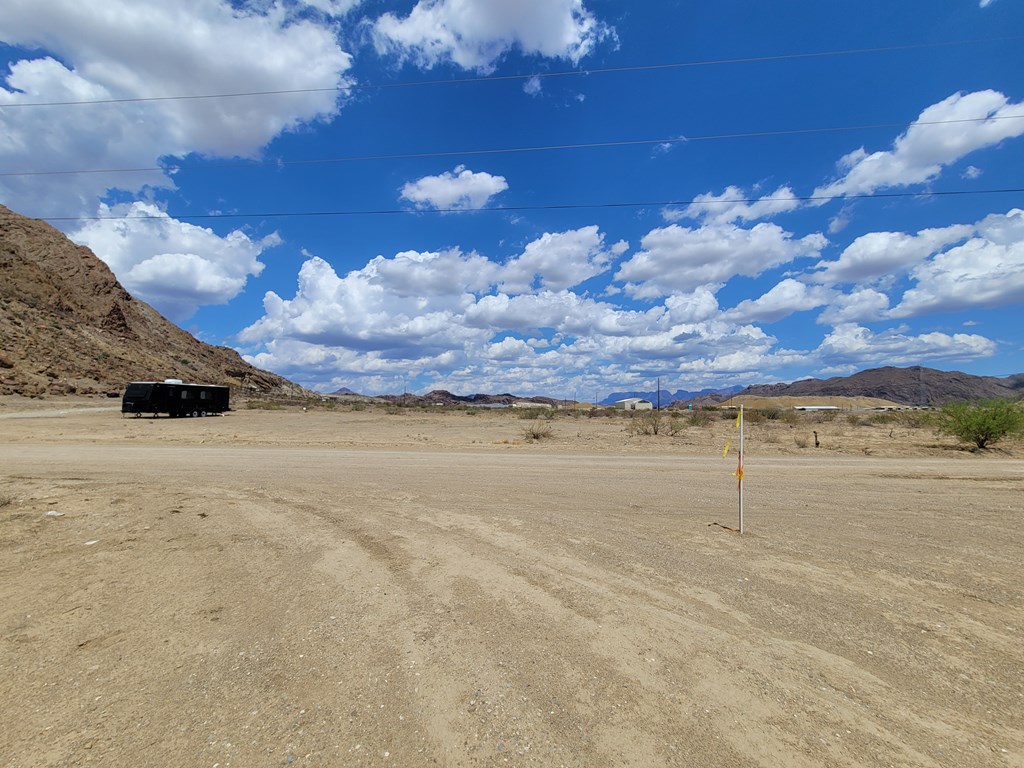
[0,204,303,398]
[2,203,1021,405]
[734,365,1024,407]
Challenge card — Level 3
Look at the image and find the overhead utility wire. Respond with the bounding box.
[28,187,1024,223]
[2,37,1019,108]
[4,114,1022,178]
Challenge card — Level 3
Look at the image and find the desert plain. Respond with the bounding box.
[1,396,1022,767]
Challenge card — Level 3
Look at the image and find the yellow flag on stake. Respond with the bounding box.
[721,408,742,458]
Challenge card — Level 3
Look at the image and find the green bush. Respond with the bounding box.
[933,399,1024,449]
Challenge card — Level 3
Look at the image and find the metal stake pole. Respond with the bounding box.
[738,404,745,534]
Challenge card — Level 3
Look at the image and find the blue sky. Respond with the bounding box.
[2,0,1023,396]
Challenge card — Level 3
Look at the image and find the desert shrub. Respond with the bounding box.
[779,409,801,425]
[628,411,665,435]
[350,401,367,411]
[0,493,14,509]
[718,409,740,420]
[933,399,1024,449]
[517,407,553,420]
[743,409,766,424]
[794,434,809,448]
[846,414,864,426]
[811,410,837,423]
[894,410,930,428]
[760,407,782,421]
[869,411,897,425]
[522,421,554,440]
[685,410,713,427]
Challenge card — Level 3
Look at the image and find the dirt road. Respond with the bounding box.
[1,405,1022,766]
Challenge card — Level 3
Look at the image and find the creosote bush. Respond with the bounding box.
[685,409,713,427]
[933,399,1024,449]
[628,411,664,435]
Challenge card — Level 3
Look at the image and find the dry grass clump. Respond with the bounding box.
[0,493,14,509]
[521,421,554,441]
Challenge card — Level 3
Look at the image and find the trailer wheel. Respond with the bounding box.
[200,411,207,417]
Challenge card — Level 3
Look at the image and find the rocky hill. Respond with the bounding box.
[0,204,305,399]
[738,366,1024,406]
[376,390,561,408]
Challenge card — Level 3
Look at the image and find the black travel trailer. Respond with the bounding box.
[122,379,230,417]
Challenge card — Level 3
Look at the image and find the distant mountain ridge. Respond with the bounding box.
[0,204,305,398]
[737,366,1024,406]
[329,368,1024,408]
[602,385,744,406]
[377,390,562,407]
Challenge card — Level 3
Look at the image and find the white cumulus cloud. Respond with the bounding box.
[238,255,489,356]
[814,324,996,366]
[667,185,801,225]
[891,208,1024,317]
[0,0,354,218]
[816,288,891,325]
[70,202,278,322]
[370,0,613,72]
[400,165,509,211]
[497,226,624,294]
[616,222,827,299]
[813,90,1024,201]
[812,224,973,284]
[725,279,833,324]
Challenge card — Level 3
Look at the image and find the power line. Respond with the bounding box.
[2,36,1019,108]
[21,187,1024,223]
[3,114,1022,178]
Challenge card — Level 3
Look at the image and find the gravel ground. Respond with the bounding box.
[1,403,1022,767]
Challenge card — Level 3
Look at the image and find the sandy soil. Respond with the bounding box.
[1,399,1022,767]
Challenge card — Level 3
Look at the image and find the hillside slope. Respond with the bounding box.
[0,205,304,398]
[739,366,1023,406]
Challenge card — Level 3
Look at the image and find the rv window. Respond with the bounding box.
[200,391,209,400]
[125,383,153,397]
[181,390,191,399]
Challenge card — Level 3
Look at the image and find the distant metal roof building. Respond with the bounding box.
[614,398,654,411]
